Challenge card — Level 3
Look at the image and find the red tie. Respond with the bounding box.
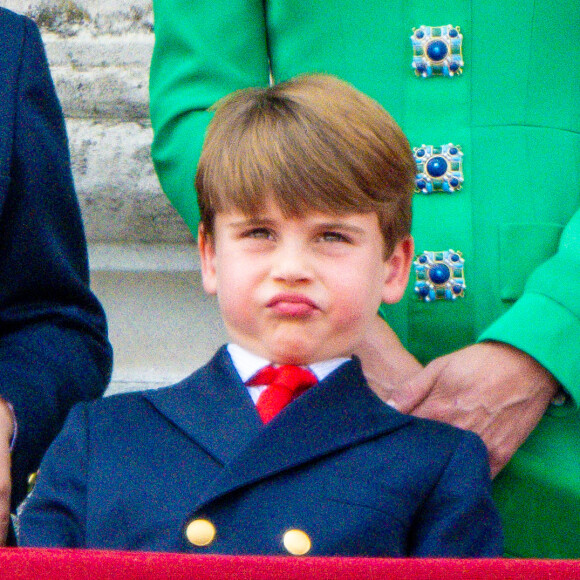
[248,365,318,423]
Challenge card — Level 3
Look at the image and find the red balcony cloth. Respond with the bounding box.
[1,549,578,580]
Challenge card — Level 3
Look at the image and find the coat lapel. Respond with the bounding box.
[142,346,262,465]
[194,357,413,510]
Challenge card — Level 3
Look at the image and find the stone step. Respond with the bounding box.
[66,119,192,244]
[52,63,150,120]
[44,32,153,68]
[45,32,153,120]
[88,243,200,272]
[7,1,153,36]
[89,244,228,396]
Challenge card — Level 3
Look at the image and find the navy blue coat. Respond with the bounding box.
[19,347,502,556]
[0,8,112,507]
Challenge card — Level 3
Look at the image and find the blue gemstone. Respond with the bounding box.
[449,147,458,155]
[453,285,463,294]
[416,30,424,39]
[417,285,430,297]
[416,63,426,73]
[449,29,458,38]
[429,264,451,284]
[449,62,459,72]
[450,177,459,187]
[426,156,448,178]
[416,149,425,157]
[426,40,448,62]
[450,253,460,262]
[418,255,428,264]
[416,179,426,189]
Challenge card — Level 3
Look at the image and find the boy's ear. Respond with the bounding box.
[198,223,218,295]
[381,236,414,304]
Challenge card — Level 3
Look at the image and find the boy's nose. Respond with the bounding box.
[270,241,313,284]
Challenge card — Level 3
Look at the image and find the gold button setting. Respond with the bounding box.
[185,518,216,547]
[282,529,311,555]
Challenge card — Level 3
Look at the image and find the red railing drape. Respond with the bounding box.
[1,548,578,579]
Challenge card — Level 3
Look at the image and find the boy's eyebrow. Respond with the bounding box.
[314,221,367,235]
[226,216,275,229]
[226,216,369,235]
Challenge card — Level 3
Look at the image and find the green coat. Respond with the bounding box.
[150,0,580,558]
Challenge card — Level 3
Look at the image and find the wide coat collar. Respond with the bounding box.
[143,346,412,508]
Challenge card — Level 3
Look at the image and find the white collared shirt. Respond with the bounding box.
[227,343,350,405]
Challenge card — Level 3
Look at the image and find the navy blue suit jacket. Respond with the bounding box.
[19,347,502,556]
[0,8,112,507]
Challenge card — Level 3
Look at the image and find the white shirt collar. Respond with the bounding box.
[227,343,350,383]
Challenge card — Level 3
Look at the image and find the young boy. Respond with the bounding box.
[18,74,502,556]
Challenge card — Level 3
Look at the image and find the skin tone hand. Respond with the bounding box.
[0,400,13,545]
[357,321,559,477]
[356,314,423,391]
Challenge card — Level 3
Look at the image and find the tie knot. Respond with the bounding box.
[248,365,317,423]
[249,365,316,392]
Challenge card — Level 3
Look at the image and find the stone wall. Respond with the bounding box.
[5,0,193,244]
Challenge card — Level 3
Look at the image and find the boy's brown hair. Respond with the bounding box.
[196,74,415,256]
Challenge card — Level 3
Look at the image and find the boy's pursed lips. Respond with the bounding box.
[267,293,319,317]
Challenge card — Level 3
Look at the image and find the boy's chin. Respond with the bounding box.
[259,342,318,367]
[264,347,311,367]
[264,341,353,367]
[234,330,359,366]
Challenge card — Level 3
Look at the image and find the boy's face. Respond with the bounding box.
[199,198,413,366]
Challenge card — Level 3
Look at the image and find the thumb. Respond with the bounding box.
[0,443,10,546]
[387,365,437,414]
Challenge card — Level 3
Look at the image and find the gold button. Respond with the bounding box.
[27,471,38,494]
[282,529,311,555]
[185,518,216,547]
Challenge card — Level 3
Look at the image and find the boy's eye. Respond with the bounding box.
[245,227,273,240]
[320,231,350,243]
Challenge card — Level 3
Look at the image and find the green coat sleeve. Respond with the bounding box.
[479,208,580,409]
[150,0,270,235]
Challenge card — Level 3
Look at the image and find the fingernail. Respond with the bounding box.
[386,399,399,410]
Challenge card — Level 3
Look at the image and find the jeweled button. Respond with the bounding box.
[413,144,464,193]
[414,250,466,301]
[411,25,464,77]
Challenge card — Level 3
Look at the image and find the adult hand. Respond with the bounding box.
[356,314,423,399]
[388,342,559,477]
[0,400,13,545]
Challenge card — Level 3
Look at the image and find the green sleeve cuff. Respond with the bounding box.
[478,292,580,414]
[151,111,212,236]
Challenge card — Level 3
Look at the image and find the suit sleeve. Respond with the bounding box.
[149,0,270,235]
[478,207,580,410]
[17,404,89,548]
[410,430,503,557]
[0,15,112,506]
